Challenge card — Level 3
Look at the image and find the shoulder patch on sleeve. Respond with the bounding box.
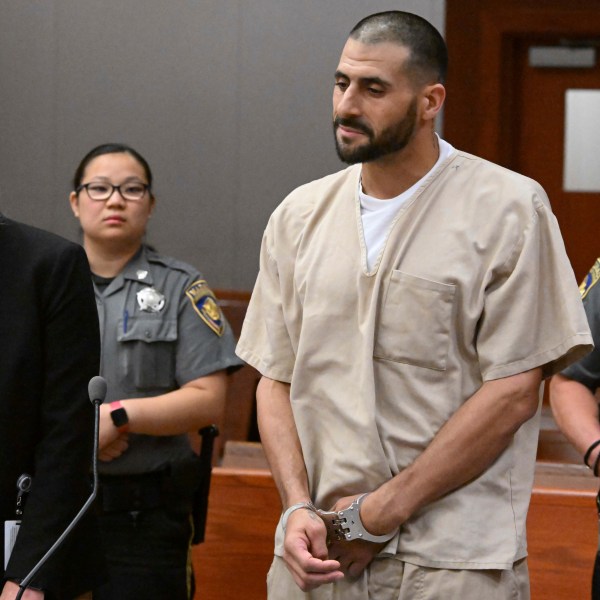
[580,258,600,300]
[185,280,224,336]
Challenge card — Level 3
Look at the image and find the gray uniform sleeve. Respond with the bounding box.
[175,276,243,385]
[561,266,600,391]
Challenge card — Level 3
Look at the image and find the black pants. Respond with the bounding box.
[93,505,194,600]
[93,466,200,600]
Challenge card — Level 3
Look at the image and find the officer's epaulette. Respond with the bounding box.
[579,258,600,300]
[145,247,200,278]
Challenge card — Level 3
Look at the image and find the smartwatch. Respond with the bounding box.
[109,401,129,433]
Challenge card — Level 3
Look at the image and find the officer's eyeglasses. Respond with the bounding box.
[77,182,150,202]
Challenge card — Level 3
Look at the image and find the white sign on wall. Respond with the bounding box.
[564,89,600,193]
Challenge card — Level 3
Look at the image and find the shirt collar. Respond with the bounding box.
[121,245,154,285]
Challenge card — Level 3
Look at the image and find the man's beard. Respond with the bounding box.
[333,97,418,164]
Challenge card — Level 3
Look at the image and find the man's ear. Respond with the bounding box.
[421,83,446,121]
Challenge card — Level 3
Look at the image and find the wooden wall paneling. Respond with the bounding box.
[528,493,595,599]
[214,290,261,458]
[192,463,599,600]
[445,0,600,162]
[192,468,279,600]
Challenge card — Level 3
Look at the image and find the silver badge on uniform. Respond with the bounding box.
[136,270,148,280]
[137,287,166,313]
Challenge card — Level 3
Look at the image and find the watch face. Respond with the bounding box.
[110,407,128,428]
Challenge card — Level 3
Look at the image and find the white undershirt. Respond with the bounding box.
[359,136,455,270]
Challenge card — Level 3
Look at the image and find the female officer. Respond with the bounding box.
[69,143,242,600]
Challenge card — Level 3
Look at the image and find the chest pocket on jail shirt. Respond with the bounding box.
[117,317,177,390]
[374,270,455,371]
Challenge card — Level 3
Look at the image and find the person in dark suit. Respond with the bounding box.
[0,214,105,599]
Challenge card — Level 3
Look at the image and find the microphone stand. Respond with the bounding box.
[15,378,105,600]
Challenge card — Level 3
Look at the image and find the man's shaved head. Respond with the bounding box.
[349,11,447,86]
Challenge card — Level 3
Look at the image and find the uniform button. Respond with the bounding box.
[145,330,151,339]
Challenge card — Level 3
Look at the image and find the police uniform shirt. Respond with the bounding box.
[96,245,243,475]
[237,151,592,570]
[562,258,600,391]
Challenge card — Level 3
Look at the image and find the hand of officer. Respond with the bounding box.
[98,403,120,450]
[283,507,344,591]
[327,493,387,579]
[0,580,44,599]
[98,434,129,462]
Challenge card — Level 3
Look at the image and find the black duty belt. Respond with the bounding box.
[98,461,199,514]
[97,425,219,545]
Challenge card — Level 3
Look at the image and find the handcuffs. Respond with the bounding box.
[282,493,397,544]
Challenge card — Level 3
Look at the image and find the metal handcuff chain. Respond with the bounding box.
[316,493,398,544]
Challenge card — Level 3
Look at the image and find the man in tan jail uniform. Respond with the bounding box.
[236,11,593,600]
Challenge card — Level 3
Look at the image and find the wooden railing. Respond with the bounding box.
[192,467,276,600]
[192,459,598,599]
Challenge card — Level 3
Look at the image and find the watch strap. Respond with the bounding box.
[109,401,129,433]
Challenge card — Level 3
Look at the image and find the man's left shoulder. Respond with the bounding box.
[451,150,550,209]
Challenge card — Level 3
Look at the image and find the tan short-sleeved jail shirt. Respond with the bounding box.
[236,150,592,569]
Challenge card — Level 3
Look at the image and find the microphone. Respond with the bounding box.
[88,375,108,406]
[15,376,107,600]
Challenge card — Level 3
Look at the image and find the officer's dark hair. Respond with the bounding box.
[349,11,447,86]
[72,143,154,191]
